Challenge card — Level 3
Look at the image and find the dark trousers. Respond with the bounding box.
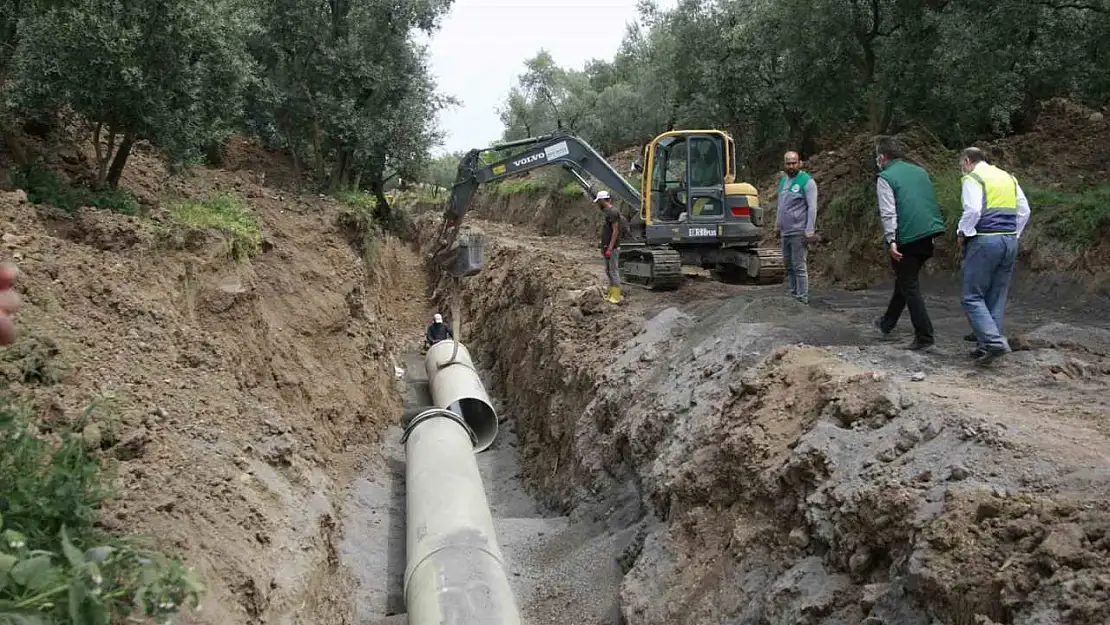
[879,236,935,343]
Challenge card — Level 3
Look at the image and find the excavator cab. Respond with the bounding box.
[643,133,727,224]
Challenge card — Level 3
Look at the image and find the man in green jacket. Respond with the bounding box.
[872,137,946,350]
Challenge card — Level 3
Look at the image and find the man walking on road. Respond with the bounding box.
[595,190,622,304]
[872,137,946,351]
[957,147,1031,365]
[776,151,818,304]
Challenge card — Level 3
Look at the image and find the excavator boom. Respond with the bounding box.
[444,132,640,227]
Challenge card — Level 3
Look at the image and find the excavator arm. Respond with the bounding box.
[443,132,640,228]
[434,132,641,277]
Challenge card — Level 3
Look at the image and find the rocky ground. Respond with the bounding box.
[417,209,1110,625]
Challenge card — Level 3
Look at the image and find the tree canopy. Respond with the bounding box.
[1,0,456,217]
[497,0,1110,171]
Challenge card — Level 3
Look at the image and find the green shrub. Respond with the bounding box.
[1027,184,1110,249]
[168,194,261,260]
[0,396,203,624]
[558,182,585,198]
[7,166,140,215]
[335,190,376,213]
[494,178,548,195]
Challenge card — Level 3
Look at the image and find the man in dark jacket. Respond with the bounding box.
[872,137,946,351]
[425,313,453,347]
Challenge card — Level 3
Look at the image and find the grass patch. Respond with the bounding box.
[0,395,203,623]
[8,165,140,215]
[1026,184,1110,249]
[558,182,585,198]
[168,194,261,260]
[335,190,376,213]
[494,178,549,196]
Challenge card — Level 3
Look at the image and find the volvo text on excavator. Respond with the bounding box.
[433,129,785,290]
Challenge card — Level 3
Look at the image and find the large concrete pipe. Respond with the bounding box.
[400,339,521,625]
[424,339,498,452]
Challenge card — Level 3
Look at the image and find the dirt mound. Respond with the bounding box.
[758,98,1110,288]
[217,136,303,192]
[412,204,1110,625]
[1,180,412,623]
[986,98,1110,190]
[466,186,599,242]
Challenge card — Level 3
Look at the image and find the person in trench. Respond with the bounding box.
[425,313,453,348]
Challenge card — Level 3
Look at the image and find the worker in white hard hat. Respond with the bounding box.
[595,189,622,304]
[425,312,453,347]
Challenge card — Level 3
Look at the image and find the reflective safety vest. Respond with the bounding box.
[963,163,1018,235]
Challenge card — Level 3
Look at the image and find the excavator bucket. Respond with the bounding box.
[448,231,485,277]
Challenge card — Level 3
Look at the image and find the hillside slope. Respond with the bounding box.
[1,149,422,624]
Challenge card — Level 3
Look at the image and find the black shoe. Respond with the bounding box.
[969,348,986,358]
[873,316,892,338]
[907,339,934,351]
[974,348,1008,366]
[963,332,977,342]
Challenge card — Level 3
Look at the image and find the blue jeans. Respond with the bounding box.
[961,235,1018,352]
[782,234,808,303]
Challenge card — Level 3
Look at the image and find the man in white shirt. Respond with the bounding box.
[956,147,1031,365]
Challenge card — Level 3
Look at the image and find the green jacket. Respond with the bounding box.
[877,159,945,245]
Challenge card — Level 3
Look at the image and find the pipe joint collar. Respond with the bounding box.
[402,407,477,447]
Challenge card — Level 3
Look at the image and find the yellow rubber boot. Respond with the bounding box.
[604,286,617,303]
[607,286,622,304]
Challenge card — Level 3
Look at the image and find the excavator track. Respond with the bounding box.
[618,246,683,291]
[710,246,786,285]
[749,246,785,284]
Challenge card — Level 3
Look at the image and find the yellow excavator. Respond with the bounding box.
[434,129,784,290]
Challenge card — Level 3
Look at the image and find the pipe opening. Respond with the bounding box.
[448,397,498,452]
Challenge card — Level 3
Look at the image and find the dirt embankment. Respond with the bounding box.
[464,184,600,243]
[770,98,1110,288]
[0,152,418,624]
[452,99,1110,295]
[416,209,1110,625]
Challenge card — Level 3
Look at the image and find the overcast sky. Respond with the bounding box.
[423,0,675,155]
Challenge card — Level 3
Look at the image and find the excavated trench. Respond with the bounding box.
[338,350,638,625]
[330,212,1110,625]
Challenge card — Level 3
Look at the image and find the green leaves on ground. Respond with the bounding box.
[0,397,203,624]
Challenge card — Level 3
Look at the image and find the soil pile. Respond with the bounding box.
[0,150,416,624]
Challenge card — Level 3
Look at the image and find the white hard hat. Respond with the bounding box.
[593,190,611,203]
[433,313,443,323]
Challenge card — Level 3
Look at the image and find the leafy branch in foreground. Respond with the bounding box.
[0,396,203,624]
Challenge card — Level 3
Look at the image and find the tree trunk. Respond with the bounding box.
[106,133,136,188]
[371,179,391,223]
[329,148,349,192]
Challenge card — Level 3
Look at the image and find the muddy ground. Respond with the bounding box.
[4,127,1110,625]
[418,210,1110,625]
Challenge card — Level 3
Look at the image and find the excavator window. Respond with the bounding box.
[651,137,688,222]
[687,136,725,218]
